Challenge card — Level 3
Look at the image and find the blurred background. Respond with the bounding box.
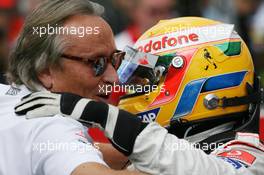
[0,0,263,139]
[0,0,264,84]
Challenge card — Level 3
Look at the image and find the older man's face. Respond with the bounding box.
[42,15,119,104]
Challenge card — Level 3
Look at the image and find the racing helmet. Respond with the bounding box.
[118,17,262,137]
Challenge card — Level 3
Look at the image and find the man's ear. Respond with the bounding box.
[38,68,53,90]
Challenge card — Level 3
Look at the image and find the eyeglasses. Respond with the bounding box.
[61,50,126,76]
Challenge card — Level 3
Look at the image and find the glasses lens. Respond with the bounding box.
[93,57,106,76]
[92,52,125,77]
[112,52,125,70]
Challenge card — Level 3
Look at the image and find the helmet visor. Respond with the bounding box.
[117,46,175,96]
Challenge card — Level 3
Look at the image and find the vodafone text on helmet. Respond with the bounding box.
[137,33,199,53]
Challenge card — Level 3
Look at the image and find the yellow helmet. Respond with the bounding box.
[118,17,261,136]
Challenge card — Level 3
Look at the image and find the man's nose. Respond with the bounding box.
[101,63,119,85]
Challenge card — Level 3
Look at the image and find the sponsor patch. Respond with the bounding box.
[137,108,160,123]
[134,24,240,54]
[218,150,256,166]
[218,157,245,169]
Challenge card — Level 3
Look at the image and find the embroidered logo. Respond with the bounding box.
[5,87,21,96]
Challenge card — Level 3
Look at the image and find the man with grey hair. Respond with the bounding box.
[0,0,147,174]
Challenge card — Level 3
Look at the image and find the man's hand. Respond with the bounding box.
[15,91,147,156]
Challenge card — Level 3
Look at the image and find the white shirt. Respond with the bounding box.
[0,84,106,175]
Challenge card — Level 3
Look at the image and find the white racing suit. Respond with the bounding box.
[129,123,264,175]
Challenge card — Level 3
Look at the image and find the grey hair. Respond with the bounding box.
[7,0,104,91]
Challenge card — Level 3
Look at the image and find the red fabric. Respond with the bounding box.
[127,24,141,43]
[260,117,264,141]
[88,128,109,143]
[8,16,24,44]
[0,0,15,9]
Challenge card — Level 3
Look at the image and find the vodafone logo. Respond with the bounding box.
[227,150,242,156]
[134,24,241,54]
[137,33,199,53]
[218,150,256,165]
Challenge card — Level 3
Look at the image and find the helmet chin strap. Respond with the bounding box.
[220,78,263,108]
[221,89,263,108]
[184,122,235,143]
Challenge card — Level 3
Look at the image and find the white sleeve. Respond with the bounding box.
[129,122,253,175]
[30,116,107,175]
